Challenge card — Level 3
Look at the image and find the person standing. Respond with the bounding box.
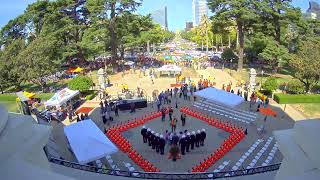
[179,135,186,155]
[151,131,156,149]
[185,132,191,152]
[169,107,173,121]
[157,99,161,112]
[190,131,196,150]
[141,126,147,143]
[161,107,166,121]
[181,113,186,126]
[171,117,177,132]
[114,103,119,117]
[130,102,135,113]
[147,129,152,146]
[200,129,206,146]
[195,130,201,147]
[155,133,160,153]
[172,133,179,145]
[159,134,165,155]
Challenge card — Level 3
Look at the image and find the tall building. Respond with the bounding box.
[306,1,320,19]
[151,6,168,30]
[192,0,208,26]
[185,22,194,31]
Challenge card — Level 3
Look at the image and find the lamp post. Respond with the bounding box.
[260,70,264,90]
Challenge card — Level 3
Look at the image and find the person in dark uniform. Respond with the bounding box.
[141,126,147,143]
[161,107,166,121]
[200,129,206,146]
[155,133,160,153]
[159,134,166,155]
[185,132,191,152]
[179,135,186,155]
[172,133,179,145]
[146,129,152,146]
[114,103,119,117]
[190,131,196,150]
[151,131,156,149]
[195,130,201,147]
[181,113,186,126]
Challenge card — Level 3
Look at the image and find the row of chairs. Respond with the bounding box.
[213,161,230,173]
[106,110,166,172]
[191,131,245,172]
[123,162,139,176]
[231,139,263,171]
[194,103,251,124]
[246,137,273,169]
[262,142,278,166]
[195,101,256,123]
[105,155,121,175]
[180,107,245,172]
[180,107,244,134]
[201,100,257,119]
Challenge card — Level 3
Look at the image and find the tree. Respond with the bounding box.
[258,37,290,71]
[18,35,63,92]
[262,77,278,92]
[0,39,26,90]
[208,0,257,71]
[289,39,320,92]
[68,75,93,92]
[85,0,142,63]
[222,48,238,61]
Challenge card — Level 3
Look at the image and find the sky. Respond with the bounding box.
[0,0,318,31]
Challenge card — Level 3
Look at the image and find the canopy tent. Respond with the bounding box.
[44,88,80,107]
[158,65,182,76]
[194,87,244,108]
[66,67,83,74]
[64,120,118,164]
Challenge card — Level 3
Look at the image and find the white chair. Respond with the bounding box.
[129,167,135,172]
[248,149,253,153]
[245,152,250,156]
[239,158,245,163]
[223,161,229,166]
[232,166,238,171]
[249,162,255,167]
[262,163,268,166]
[213,169,220,173]
[218,165,224,169]
[265,159,270,164]
[107,159,114,164]
[236,162,241,166]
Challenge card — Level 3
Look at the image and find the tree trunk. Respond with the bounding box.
[120,44,125,60]
[215,35,218,52]
[201,39,204,51]
[228,35,231,48]
[206,29,209,55]
[109,2,117,63]
[237,22,245,71]
[0,85,3,94]
[220,35,223,51]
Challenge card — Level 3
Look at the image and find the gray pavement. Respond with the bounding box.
[50,95,294,173]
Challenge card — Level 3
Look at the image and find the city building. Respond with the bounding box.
[151,6,168,30]
[306,1,320,19]
[192,0,208,26]
[185,22,194,31]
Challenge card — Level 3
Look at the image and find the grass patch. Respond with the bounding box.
[0,94,18,101]
[274,93,320,104]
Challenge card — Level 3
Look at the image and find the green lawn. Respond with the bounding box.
[0,101,19,113]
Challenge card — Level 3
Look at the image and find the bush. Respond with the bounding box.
[85,91,98,101]
[68,75,93,92]
[262,77,278,93]
[222,48,238,61]
[274,93,320,104]
[287,80,305,94]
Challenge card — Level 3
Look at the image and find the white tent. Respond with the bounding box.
[64,120,118,164]
[158,65,182,76]
[44,88,80,107]
[194,87,244,108]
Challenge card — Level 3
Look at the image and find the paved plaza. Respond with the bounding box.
[50,88,294,173]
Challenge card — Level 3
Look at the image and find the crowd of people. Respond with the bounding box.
[100,100,119,124]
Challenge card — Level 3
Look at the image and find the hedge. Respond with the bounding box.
[274,93,320,104]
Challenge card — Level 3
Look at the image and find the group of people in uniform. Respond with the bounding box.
[141,126,207,157]
[141,126,166,155]
[178,129,206,155]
